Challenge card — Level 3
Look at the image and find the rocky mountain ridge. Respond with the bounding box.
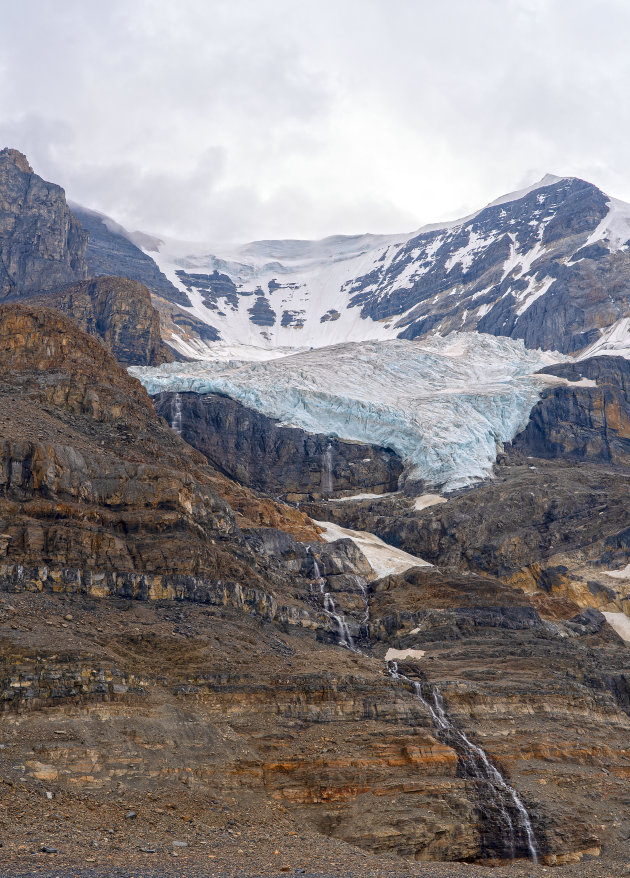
[76,173,630,360]
[24,275,174,366]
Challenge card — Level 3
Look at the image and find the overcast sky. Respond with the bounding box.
[1,0,629,242]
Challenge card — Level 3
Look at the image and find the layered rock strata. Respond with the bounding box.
[25,275,174,366]
[515,355,630,464]
[0,304,322,592]
[1,566,629,870]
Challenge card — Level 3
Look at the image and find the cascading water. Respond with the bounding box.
[307,548,368,652]
[387,661,538,863]
[321,442,334,495]
[350,573,370,625]
[171,392,183,435]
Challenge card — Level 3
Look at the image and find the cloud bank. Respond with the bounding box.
[2,0,629,241]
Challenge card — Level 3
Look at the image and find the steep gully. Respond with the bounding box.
[315,551,539,863]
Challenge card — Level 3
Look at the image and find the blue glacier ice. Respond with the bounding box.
[130,333,563,491]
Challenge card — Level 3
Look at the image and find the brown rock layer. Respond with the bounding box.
[1,565,629,868]
[514,356,630,464]
[25,275,174,366]
[0,304,319,587]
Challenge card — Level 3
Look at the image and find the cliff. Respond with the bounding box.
[26,275,175,366]
[0,148,88,299]
[0,304,320,585]
[153,391,403,500]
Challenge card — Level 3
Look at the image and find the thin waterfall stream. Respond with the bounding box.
[321,442,334,495]
[388,660,538,863]
[308,548,368,653]
[170,392,183,435]
[307,546,537,863]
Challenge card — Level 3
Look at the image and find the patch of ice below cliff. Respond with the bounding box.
[131,333,562,491]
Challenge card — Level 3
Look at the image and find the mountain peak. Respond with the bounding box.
[484,172,573,210]
[0,147,33,174]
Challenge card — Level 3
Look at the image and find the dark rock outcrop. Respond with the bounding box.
[0,148,88,299]
[153,390,403,500]
[511,356,630,464]
[71,204,191,307]
[25,275,174,366]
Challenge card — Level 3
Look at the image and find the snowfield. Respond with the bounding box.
[131,332,562,491]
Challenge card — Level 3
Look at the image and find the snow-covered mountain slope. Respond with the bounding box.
[114,174,630,359]
[131,333,561,491]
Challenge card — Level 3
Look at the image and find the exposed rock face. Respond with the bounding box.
[0,304,320,588]
[513,356,630,464]
[1,563,629,870]
[70,204,191,307]
[306,460,630,613]
[25,275,174,366]
[0,148,88,299]
[153,391,403,500]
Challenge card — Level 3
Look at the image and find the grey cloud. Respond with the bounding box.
[1,0,630,240]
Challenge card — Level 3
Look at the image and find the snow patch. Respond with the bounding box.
[602,612,630,642]
[536,374,598,388]
[329,491,398,502]
[313,519,431,580]
[585,197,630,253]
[414,494,447,511]
[385,648,426,662]
[604,563,630,580]
[579,317,630,360]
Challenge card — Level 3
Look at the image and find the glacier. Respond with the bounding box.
[131,333,562,491]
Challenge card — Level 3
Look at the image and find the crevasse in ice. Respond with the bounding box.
[130,333,562,491]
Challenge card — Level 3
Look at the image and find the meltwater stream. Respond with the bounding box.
[307,547,537,862]
[309,550,369,652]
[170,392,183,435]
[388,661,538,863]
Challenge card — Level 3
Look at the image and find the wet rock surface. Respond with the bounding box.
[153,391,403,500]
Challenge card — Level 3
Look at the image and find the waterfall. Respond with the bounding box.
[321,442,334,495]
[351,573,370,625]
[171,393,183,435]
[388,661,538,863]
[307,548,366,652]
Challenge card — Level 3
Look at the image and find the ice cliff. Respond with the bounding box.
[131,333,562,491]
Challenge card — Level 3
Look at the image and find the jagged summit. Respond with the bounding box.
[0,147,33,174]
[74,171,630,360]
[0,146,88,299]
